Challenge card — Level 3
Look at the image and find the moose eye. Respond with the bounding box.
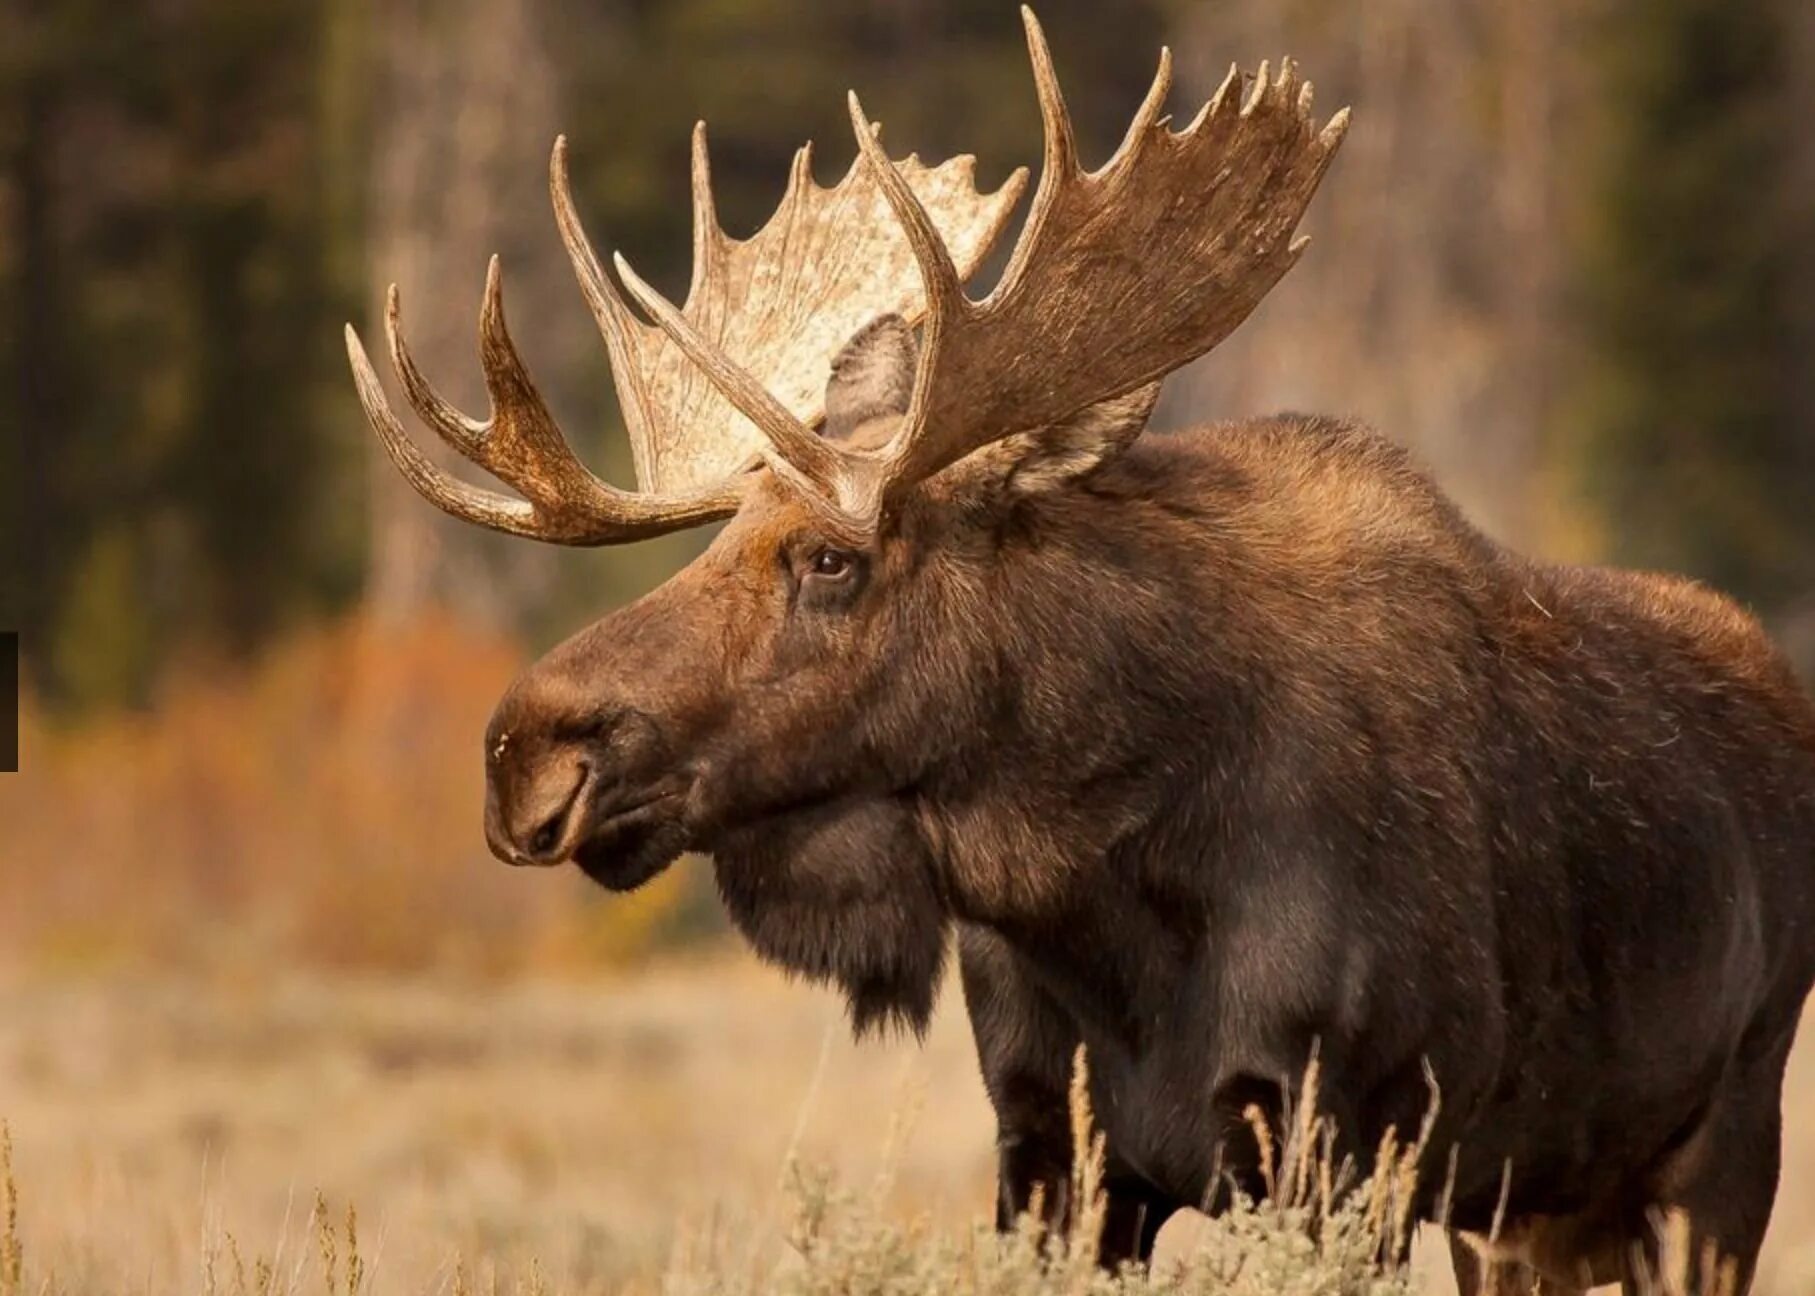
[808,548,853,580]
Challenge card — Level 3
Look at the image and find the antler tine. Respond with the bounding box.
[786,141,816,203]
[346,324,542,538]
[1184,63,1242,136]
[985,6,1079,313]
[386,285,488,460]
[845,93,987,497]
[846,95,967,324]
[349,259,744,545]
[687,123,727,309]
[550,134,668,488]
[383,259,579,513]
[1114,45,1173,164]
[472,256,597,502]
[844,95,968,493]
[610,251,850,502]
[1021,7,1078,181]
[1242,59,1271,116]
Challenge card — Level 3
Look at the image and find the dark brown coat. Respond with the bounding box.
[484,400,1815,1291]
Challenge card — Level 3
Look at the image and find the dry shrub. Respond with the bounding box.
[1,611,694,976]
[670,1050,1422,1296]
[668,1055,1747,1296]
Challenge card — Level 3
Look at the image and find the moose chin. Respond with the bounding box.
[347,9,1815,1293]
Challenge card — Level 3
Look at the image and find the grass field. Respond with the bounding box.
[2,951,1812,1295]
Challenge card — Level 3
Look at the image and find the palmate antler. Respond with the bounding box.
[840,12,1352,511]
[349,7,1348,543]
[347,128,1027,543]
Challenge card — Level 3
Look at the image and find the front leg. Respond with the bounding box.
[959,925,1180,1268]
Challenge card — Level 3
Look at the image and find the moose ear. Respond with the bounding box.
[981,381,1161,499]
[824,314,918,448]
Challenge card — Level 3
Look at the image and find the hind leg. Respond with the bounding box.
[1622,1040,1793,1295]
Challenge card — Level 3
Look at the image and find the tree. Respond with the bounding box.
[1567,0,1815,631]
[2,0,360,708]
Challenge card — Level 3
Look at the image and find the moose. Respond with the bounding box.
[347,11,1815,1293]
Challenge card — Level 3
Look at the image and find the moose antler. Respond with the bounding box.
[347,126,1027,544]
[837,7,1351,513]
[350,8,1347,542]
[614,9,1349,526]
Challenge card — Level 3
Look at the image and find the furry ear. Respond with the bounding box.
[825,314,918,448]
[974,381,1161,499]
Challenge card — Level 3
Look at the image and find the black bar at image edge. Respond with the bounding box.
[2,632,15,772]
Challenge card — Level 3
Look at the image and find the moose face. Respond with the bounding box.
[479,468,940,894]
[481,316,1158,896]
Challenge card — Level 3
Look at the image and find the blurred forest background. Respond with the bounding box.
[3,0,1815,971]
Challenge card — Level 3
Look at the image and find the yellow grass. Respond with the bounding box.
[0,964,1811,1295]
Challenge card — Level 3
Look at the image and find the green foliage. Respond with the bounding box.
[1566,0,1815,612]
[3,0,365,709]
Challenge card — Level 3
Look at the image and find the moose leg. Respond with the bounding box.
[1621,1038,1791,1296]
[961,925,1079,1230]
[960,925,1180,1268]
[995,1122,1073,1235]
[994,1131,1180,1267]
[1097,1169,1180,1269]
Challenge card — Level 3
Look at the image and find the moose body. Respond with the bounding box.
[512,409,1815,1289]
[348,12,1815,1290]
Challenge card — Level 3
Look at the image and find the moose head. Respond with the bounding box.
[347,10,1347,1032]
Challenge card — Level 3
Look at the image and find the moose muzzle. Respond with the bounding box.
[481,655,694,890]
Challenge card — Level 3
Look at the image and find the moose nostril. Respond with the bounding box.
[530,812,566,858]
[516,758,590,862]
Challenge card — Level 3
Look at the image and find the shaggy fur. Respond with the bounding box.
[481,337,1815,1291]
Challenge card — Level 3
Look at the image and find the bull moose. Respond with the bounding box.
[346,11,1815,1293]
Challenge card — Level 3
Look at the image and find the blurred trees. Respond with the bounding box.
[3,1,362,708]
[360,0,572,628]
[1565,0,1815,625]
[1168,0,1572,550]
[3,0,1812,714]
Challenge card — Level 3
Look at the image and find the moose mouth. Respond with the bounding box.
[571,791,690,892]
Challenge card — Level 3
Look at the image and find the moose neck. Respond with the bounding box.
[911,435,1273,1049]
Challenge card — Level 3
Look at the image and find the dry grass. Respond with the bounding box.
[0,971,1428,1296]
[0,958,991,1292]
[0,965,1811,1295]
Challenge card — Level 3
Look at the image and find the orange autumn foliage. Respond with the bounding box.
[1,612,697,975]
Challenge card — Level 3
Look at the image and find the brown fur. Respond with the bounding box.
[482,398,1815,1290]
